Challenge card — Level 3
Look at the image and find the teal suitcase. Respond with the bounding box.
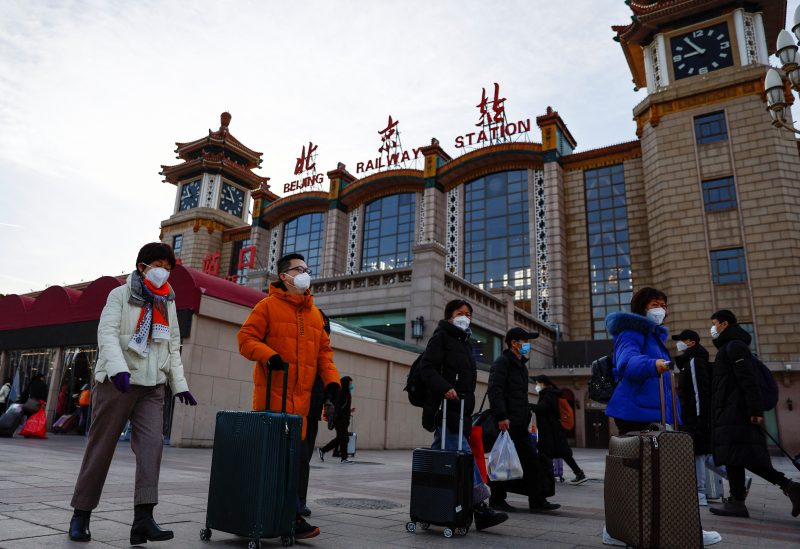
[201,368,301,548]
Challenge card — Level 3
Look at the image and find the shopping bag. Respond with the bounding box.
[487,431,523,481]
[19,406,47,439]
[468,425,488,483]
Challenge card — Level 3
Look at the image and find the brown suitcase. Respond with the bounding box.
[604,370,702,548]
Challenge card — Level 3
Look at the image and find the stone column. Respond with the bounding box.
[543,161,570,339]
[489,286,517,333]
[419,139,451,246]
[408,243,447,345]
[323,163,356,277]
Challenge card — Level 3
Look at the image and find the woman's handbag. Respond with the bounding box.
[471,390,499,453]
[22,398,42,415]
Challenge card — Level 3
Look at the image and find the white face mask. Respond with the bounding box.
[144,266,170,288]
[289,272,311,291]
[676,341,689,353]
[646,307,666,325]
[534,385,542,394]
[710,325,719,339]
[452,315,471,331]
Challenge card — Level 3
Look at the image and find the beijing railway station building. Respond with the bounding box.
[2,0,799,452]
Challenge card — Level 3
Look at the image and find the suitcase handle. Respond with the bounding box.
[440,395,466,450]
[657,364,680,431]
[265,362,290,413]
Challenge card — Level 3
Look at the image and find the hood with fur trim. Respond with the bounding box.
[606,311,669,341]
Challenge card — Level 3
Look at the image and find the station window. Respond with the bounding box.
[229,238,252,285]
[172,234,183,257]
[702,177,737,212]
[361,193,415,271]
[710,248,747,284]
[694,111,728,144]
[283,212,325,275]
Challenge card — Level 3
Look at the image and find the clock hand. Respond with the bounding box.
[683,50,701,58]
[181,189,190,200]
[683,37,706,54]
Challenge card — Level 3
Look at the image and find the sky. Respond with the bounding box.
[0,0,797,295]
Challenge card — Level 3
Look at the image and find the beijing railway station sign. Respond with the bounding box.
[453,82,531,149]
[354,115,423,174]
[283,141,325,194]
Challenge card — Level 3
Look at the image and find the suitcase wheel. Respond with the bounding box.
[405,521,417,533]
[443,527,454,538]
[455,527,468,536]
[199,528,211,541]
[247,539,262,549]
[281,535,294,547]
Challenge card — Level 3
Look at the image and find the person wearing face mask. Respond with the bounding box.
[69,243,196,544]
[604,287,679,433]
[487,329,562,513]
[707,310,800,519]
[318,376,354,463]
[417,299,508,531]
[238,252,342,540]
[530,375,587,486]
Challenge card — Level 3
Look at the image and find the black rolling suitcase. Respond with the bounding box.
[201,366,302,548]
[406,398,473,539]
[0,405,23,437]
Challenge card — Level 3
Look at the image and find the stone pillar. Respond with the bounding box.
[408,243,448,345]
[419,138,451,245]
[543,161,570,339]
[323,163,356,277]
[490,286,517,333]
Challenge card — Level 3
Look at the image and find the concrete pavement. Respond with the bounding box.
[0,435,798,548]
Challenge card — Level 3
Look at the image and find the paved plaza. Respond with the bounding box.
[0,436,798,548]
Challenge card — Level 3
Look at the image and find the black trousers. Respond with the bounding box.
[728,463,788,500]
[297,416,320,505]
[490,427,544,506]
[563,453,582,475]
[321,419,349,459]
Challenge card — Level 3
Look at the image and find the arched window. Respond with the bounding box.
[463,170,531,307]
[282,212,325,275]
[361,193,415,271]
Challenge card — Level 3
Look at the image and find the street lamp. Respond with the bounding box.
[765,8,800,132]
[411,316,424,341]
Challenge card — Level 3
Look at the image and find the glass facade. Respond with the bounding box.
[228,238,252,285]
[463,171,531,304]
[361,193,415,271]
[470,325,503,366]
[331,310,406,340]
[585,164,633,339]
[283,212,325,275]
[5,349,58,404]
[172,234,183,257]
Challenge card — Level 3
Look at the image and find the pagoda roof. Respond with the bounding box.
[160,153,269,190]
[613,1,787,87]
[173,112,264,168]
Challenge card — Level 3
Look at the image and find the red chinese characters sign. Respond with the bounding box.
[454,83,530,149]
[355,115,423,174]
[202,251,220,276]
[284,141,324,193]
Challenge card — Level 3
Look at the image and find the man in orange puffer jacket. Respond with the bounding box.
[238,252,341,540]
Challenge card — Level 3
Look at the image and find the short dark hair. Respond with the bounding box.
[630,287,668,316]
[444,299,473,320]
[136,242,176,270]
[277,253,305,274]
[711,309,737,325]
[533,374,553,386]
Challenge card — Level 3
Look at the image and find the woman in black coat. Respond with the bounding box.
[318,376,353,463]
[530,375,586,484]
[417,299,507,531]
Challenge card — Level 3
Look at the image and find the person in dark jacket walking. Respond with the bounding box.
[707,310,800,519]
[418,299,508,531]
[319,376,354,463]
[21,373,49,412]
[487,328,561,513]
[530,375,586,485]
[672,329,733,506]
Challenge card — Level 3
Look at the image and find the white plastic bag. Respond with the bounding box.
[487,431,523,481]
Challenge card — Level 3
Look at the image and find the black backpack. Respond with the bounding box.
[404,353,427,407]
[726,343,779,411]
[588,355,616,403]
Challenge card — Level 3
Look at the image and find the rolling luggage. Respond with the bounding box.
[705,468,725,501]
[201,365,302,548]
[0,404,23,437]
[604,369,702,549]
[407,398,474,539]
[553,457,565,482]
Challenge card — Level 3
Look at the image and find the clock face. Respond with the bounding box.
[669,21,734,80]
[179,180,201,211]
[220,182,244,217]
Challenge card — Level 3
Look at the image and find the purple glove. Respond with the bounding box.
[111,372,130,393]
[176,391,197,406]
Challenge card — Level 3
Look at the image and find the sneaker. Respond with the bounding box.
[602,525,626,546]
[569,471,588,485]
[299,504,311,517]
[529,500,561,512]
[341,458,354,464]
[783,480,800,517]
[698,492,708,507]
[703,530,722,546]
[709,497,749,518]
[473,502,508,531]
[488,499,518,513]
[317,448,324,462]
[294,516,320,540]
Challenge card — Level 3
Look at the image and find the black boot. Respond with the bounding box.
[709,496,749,518]
[68,509,91,542]
[783,480,800,518]
[473,501,508,531]
[130,504,174,544]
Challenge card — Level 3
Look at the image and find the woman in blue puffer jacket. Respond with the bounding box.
[605,287,679,433]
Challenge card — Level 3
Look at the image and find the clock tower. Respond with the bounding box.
[159,112,276,277]
[613,1,800,363]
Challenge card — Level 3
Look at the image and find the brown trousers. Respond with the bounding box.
[71,380,165,511]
